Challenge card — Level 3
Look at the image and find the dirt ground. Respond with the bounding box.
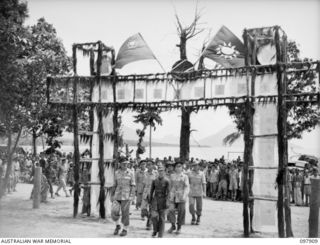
[0,183,309,238]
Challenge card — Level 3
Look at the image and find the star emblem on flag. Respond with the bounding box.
[215,42,240,60]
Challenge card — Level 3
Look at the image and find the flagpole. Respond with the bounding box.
[138,33,166,73]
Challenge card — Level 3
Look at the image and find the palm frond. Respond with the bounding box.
[223,131,242,146]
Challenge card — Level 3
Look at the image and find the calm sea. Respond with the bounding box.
[21,144,319,161]
[21,145,243,161]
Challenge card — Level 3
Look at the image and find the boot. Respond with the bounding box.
[176,224,181,234]
[113,225,121,235]
[196,215,201,225]
[191,215,196,225]
[168,224,176,233]
[120,229,127,237]
[152,231,157,237]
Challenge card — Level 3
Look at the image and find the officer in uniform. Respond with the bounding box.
[111,159,136,237]
[188,161,206,225]
[167,161,189,234]
[135,160,146,210]
[149,164,170,238]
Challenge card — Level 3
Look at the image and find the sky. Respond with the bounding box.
[24,0,320,141]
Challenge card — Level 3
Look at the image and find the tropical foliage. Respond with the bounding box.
[133,110,162,159]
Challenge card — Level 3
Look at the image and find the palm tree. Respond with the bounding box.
[134,110,162,160]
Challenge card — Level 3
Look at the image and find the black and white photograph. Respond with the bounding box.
[0,0,319,241]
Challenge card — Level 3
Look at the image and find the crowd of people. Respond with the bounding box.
[0,151,75,201]
[1,150,319,238]
[288,167,319,207]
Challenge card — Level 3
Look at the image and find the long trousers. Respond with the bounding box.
[56,178,67,195]
[111,200,130,226]
[189,196,202,217]
[151,209,166,237]
[167,202,185,226]
[47,179,53,195]
[209,182,218,197]
[217,180,227,199]
[136,192,143,209]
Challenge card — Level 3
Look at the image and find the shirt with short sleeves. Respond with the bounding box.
[135,169,146,193]
[142,170,157,199]
[188,170,206,197]
[169,172,189,203]
[114,169,136,201]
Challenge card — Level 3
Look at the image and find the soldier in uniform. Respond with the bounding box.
[188,161,206,225]
[135,160,146,211]
[165,161,175,180]
[167,161,189,234]
[141,160,157,230]
[111,159,136,237]
[149,164,170,238]
[165,160,175,222]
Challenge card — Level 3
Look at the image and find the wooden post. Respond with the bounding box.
[282,34,294,237]
[111,49,119,163]
[275,26,285,238]
[242,29,251,238]
[33,167,41,209]
[149,125,152,159]
[72,44,80,218]
[97,41,106,218]
[309,178,320,237]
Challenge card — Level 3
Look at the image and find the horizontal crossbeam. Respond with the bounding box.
[49,93,319,111]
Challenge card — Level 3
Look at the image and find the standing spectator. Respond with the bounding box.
[293,169,303,206]
[167,161,189,234]
[188,162,206,225]
[303,170,311,206]
[229,164,239,201]
[55,158,70,197]
[111,159,136,237]
[208,164,219,198]
[216,164,228,200]
[288,169,294,203]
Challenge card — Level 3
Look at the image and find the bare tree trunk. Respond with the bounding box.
[149,125,152,159]
[0,127,22,198]
[179,107,191,162]
[179,36,187,60]
[32,129,37,157]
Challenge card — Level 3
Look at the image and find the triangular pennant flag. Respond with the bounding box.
[202,26,245,68]
[115,33,156,69]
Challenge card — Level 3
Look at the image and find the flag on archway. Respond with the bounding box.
[115,33,156,69]
[202,26,245,68]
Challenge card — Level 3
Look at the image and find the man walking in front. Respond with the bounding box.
[111,159,136,237]
[188,161,206,225]
[149,164,170,238]
[167,161,189,234]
